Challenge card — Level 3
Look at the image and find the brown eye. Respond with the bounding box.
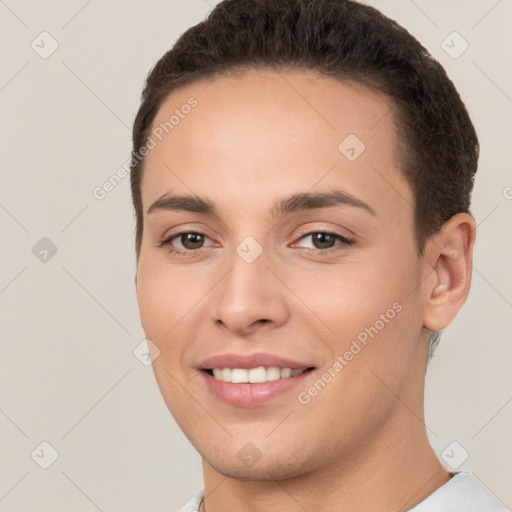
[158,231,210,256]
[311,232,337,249]
[177,232,205,250]
[294,231,354,253]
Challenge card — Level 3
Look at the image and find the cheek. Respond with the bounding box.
[135,260,198,412]
[136,255,198,336]
[136,262,183,368]
[281,254,410,337]
[135,256,218,381]
[281,245,421,380]
[136,267,168,339]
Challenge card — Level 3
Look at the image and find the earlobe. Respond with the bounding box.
[423,213,476,332]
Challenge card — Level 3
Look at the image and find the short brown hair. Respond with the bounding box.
[130,0,479,261]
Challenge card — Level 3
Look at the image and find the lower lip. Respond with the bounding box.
[200,369,315,407]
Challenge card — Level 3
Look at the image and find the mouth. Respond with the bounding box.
[197,352,317,407]
[202,366,315,383]
[198,360,316,407]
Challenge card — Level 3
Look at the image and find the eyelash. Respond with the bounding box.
[158,229,354,257]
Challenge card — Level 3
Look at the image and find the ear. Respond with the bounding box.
[422,212,476,333]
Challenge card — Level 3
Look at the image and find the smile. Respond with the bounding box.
[207,366,312,383]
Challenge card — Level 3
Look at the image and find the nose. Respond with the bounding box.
[213,249,289,336]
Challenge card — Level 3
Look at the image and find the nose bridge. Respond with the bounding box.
[213,237,288,334]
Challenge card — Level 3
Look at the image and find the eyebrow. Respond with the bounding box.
[147,189,377,218]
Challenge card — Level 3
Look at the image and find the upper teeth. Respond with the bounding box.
[211,367,305,383]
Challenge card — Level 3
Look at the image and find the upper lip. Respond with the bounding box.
[198,352,315,370]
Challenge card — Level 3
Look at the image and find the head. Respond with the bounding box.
[131,0,477,481]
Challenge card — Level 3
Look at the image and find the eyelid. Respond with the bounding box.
[291,230,353,249]
[291,223,355,243]
[160,222,213,240]
[297,223,358,241]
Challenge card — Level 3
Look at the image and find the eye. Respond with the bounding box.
[158,229,353,257]
[159,230,214,255]
[294,231,354,253]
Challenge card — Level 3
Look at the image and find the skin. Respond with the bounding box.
[134,69,476,511]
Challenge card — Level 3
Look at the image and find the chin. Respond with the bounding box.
[202,445,317,482]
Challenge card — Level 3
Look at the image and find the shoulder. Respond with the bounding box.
[408,471,510,512]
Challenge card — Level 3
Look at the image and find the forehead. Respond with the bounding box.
[141,69,412,223]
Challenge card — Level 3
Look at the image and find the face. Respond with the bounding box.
[135,70,431,480]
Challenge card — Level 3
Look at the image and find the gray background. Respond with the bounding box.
[0,0,511,510]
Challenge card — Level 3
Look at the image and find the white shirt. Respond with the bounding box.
[177,471,510,511]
